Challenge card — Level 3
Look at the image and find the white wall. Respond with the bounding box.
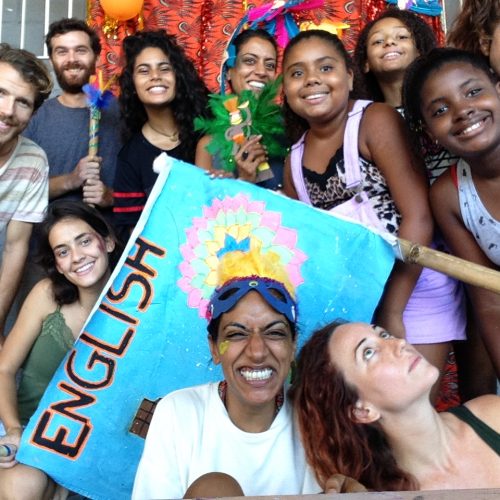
[0,0,86,57]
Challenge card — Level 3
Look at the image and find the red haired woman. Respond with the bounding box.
[290,321,500,491]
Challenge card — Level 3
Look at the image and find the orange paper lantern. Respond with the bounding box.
[100,0,143,21]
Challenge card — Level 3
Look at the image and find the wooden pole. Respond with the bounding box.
[397,238,500,295]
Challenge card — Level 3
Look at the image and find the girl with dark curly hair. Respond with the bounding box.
[0,200,121,498]
[354,7,436,107]
[113,30,210,238]
[354,9,455,184]
[447,0,500,76]
[290,321,500,491]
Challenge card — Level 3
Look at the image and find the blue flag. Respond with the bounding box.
[17,157,394,499]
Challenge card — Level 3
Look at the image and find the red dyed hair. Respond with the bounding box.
[289,321,418,491]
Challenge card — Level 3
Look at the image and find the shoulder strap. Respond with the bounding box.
[448,405,500,455]
[343,99,372,189]
[449,163,458,189]
[290,133,313,204]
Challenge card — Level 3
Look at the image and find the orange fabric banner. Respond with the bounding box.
[88,0,362,92]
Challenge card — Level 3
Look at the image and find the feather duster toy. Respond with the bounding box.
[83,70,115,157]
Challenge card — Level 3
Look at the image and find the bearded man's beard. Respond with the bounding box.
[54,61,95,94]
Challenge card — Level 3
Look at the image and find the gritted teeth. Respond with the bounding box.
[240,368,273,381]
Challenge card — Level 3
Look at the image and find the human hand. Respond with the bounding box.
[69,156,102,190]
[83,179,112,207]
[235,135,268,183]
[324,473,367,493]
[0,428,21,469]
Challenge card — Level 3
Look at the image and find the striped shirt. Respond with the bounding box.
[0,136,49,232]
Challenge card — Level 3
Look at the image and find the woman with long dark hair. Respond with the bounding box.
[0,200,121,498]
[113,30,210,237]
[195,29,286,191]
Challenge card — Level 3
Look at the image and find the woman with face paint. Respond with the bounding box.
[290,321,500,491]
[132,246,323,498]
[0,200,122,498]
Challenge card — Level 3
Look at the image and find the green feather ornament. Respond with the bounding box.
[194,78,286,173]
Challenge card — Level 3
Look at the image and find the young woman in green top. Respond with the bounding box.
[0,200,121,498]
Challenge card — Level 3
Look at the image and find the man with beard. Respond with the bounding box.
[0,44,52,343]
[24,18,121,213]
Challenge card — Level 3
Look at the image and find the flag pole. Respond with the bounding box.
[397,238,500,294]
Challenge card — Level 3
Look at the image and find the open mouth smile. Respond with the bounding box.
[239,367,273,381]
[0,120,13,132]
[147,85,168,93]
[382,51,402,60]
[303,92,328,101]
[248,81,266,90]
[74,262,95,275]
[455,116,488,136]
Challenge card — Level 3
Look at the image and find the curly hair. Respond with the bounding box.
[0,44,53,111]
[354,8,436,102]
[119,30,210,145]
[289,321,418,491]
[45,18,101,57]
[36,201,122,306]
[447,0,500,58]
[282,30,356,144]
[402,47,498,147]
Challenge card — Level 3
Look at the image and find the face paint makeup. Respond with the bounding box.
[219,340,230,355]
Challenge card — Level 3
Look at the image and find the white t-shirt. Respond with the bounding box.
[132,382,321,499]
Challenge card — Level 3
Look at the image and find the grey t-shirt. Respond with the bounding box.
[24,96,122,203]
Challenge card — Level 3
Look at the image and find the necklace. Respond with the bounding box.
[218,380,284,417]
[146,122,179,142]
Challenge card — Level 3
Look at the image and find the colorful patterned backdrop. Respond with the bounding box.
[87,0,443,92]
[88,0,359,92]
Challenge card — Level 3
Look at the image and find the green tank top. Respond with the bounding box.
[448,405,500,456]
[17,307,74,425]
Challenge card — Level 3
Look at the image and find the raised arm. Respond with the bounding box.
[360,103,433,337]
